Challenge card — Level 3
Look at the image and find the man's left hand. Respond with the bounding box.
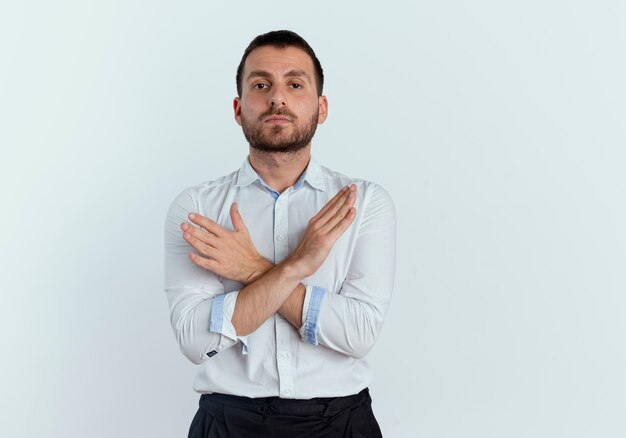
[181,202,273,284]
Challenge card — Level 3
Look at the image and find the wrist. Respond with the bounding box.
[279,257,309,282]
[246,257,274,284]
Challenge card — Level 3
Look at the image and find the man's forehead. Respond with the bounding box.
[243,46,315,79]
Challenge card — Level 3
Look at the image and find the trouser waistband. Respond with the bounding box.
[199,388,371,418]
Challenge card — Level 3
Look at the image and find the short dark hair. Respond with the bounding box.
[236,30,324,97]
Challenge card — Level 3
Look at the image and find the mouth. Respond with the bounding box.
[265,116,292,125]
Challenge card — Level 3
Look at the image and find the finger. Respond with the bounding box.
[319,189,357,234]
[188,213,226,237]
[181,222,217,247]
[183,231,217,258]
[318,185,356,227]
[230,202,248,233]
[327,207,357,241]
[315,186,349,218]
[188,252,218,272]
[317,185,349,216]
[313,187,350,226]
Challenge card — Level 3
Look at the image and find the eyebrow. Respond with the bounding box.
[247,69,312,83]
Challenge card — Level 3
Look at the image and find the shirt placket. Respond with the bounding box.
[273,189,295,398]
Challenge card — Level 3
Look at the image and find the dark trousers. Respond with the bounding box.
[187,388,383,438]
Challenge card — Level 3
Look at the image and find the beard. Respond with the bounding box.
[241,108,319,154]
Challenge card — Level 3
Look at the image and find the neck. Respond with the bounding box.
[248,145,311,193]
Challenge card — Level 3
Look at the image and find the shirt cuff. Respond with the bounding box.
[209,291,250,354]
[299,284,327,345]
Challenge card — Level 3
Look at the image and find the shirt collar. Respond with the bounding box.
[235,155,326,192]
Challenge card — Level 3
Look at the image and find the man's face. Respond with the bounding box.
[234,45,328,153]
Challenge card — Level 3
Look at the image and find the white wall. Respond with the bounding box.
[1,1,625,437]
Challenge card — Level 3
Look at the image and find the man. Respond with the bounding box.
[164,30,396,437]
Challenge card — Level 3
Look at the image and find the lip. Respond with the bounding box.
[265,116,292,124]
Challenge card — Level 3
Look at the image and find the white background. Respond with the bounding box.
[1,1,625,437]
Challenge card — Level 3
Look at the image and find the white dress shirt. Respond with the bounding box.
[164,156,396,399]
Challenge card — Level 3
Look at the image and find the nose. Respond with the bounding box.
[268,85,287,107]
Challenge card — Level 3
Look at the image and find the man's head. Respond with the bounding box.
[234,30,328,154]
[236,30,324,98]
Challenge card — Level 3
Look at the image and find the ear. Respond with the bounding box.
[233,97,242,126]
[317,95,328,124]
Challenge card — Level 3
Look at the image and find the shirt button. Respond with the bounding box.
[285,389,292,395]
[277,235,284,241]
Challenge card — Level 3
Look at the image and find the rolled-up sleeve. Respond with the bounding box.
[304,183,397,359]
[209,291,249,354]
[299,285,327,345]
[164,189,246,364]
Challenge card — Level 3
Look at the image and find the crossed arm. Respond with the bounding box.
[180,185,357,336]
[166,182,396,363]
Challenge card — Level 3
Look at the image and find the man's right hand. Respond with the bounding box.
[284,184,357,279]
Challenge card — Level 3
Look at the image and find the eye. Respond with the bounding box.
[290,83,302,89]
[254,83,269,90]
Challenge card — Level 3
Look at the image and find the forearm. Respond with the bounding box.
[299,183,396,358]
[314,294,386,359]
[277,284,305,328]
[243,259,306,330]
[167,291,227,364]
[231,261,304,336]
